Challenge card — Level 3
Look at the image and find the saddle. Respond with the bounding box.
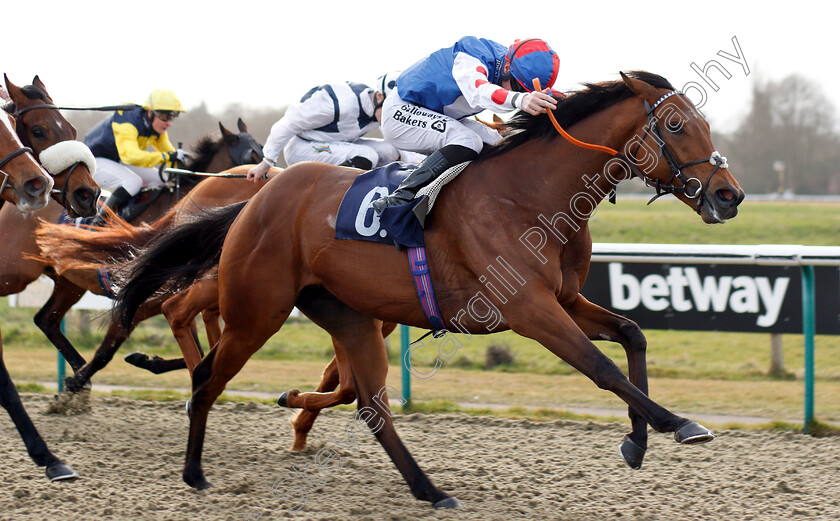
[334,161,470,249]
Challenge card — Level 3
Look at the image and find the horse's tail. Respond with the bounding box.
[35,208,178,272]
[113,201,247,329]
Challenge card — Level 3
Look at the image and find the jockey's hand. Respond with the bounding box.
[247,160,270,182]
[168,148,190,165]
[520,88,557,116]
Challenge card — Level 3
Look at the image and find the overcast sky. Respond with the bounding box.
[3,0,826,133]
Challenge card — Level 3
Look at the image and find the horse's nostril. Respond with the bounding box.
[716,189,736,205]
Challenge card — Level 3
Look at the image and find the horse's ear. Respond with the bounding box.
[31,75,53,102]
[4,74,24,103]
[620,71,659,101]
[32,76,48,94]
[219,122,238,143]
[237,118,248,133]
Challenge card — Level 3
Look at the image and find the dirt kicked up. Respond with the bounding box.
[0,394,838,521]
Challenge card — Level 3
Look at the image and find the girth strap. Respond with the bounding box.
[407,246,446,333]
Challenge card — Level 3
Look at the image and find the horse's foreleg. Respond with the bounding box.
[65,298,162,393]
[33,276,87,372]
[0,327,77,480]
[509,292,712,443]
[566,295,650,469]
[287,356,341,451]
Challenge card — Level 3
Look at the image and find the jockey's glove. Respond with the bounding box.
[167,148,190,165]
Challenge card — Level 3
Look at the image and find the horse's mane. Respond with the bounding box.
[1,84,48,114]
[476,71,674,162]
[176,135,225,189]
[185,135,222,173]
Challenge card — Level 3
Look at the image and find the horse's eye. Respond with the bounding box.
[31,127,46,139]
[667,124,685,135]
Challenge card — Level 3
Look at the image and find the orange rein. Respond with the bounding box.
[532,78,618,156]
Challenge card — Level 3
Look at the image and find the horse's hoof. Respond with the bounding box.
[184,471,212,491]
[619,435,646,470]
[124,351,149,367]
[674,421,715,445]
[46,461,79,481]
[277,389,300,408]
[433,497,462,509]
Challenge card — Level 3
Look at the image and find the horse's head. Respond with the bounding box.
[620,72,744,223]
[3,75,100,217]
[220,119,264,167]
[0,110,53,212]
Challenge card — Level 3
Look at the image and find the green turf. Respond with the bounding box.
[3,199,839,384]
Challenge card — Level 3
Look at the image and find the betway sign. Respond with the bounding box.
[580,263,840,334]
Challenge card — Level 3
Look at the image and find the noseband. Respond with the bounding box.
[52,161,83,209]
[631,91,729,211]
[0,146,35,194]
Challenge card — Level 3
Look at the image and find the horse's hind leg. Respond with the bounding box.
[296,286,456,508]
[183,275,296,490]
[33,275,87,372]
[0,327,77,481]
[567,295,650,469]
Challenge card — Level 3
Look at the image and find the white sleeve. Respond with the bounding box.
[452,52,523,114]
[261,90,339,162]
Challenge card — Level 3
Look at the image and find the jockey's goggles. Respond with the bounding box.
[154,110,180,122]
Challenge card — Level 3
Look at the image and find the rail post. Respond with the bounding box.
[801,265,815,433]
[400,324,411,409]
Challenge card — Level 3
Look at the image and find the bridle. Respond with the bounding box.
[630,90,728,210]
[227,132,264,167]
[0,146,35,195]
[9,102,100,208]
[534,78,729,213]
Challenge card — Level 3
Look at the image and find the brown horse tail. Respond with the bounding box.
[35,208,179,273]
[113,201,248,329]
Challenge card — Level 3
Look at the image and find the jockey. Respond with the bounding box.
[84,89,188,225]
[371,37,560,214]
[246,79,402,181]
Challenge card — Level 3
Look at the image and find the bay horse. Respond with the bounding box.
[117,71,744,508]
[3,75,100,217]
[0,105,77,481]
[31,125,264,393]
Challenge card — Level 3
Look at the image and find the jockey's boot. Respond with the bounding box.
[339,156,373,170]
[371,144,477,214]
[119,186,166,224]
[89,186,131,227]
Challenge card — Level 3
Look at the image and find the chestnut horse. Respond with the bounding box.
[116,72,744,508]
[0,105,77,481]
[38,163,377,452]
[32,126,264,392]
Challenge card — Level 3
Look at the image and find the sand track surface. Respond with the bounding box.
[1,395,838,520]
